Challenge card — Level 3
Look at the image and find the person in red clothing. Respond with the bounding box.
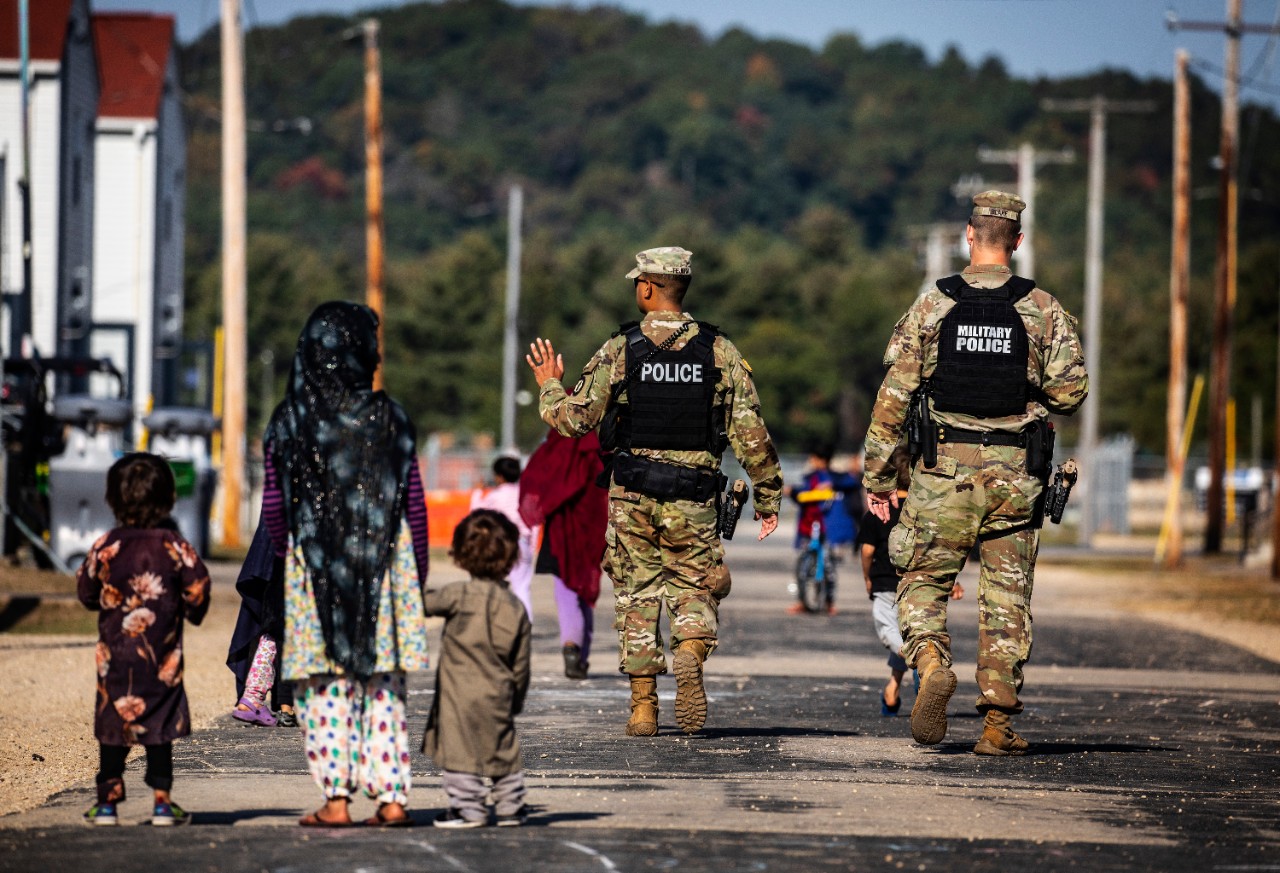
[519,430,608,680]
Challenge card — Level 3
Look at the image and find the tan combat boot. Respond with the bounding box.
[910,641,957,745]
[973,709,1029,756]
[672,639,709,734]
[625,675,659,737]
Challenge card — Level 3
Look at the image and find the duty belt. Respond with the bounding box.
[936,426,1029,448]
[611,451,725,503]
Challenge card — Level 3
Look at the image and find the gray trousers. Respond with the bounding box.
[442,769,526,821]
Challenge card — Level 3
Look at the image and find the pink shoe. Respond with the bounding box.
[232,698,278,727]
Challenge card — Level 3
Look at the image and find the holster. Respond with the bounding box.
[1027,419,1055,528]
[611,452,725,503]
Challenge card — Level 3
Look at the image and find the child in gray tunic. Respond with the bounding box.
[424,510,533,827]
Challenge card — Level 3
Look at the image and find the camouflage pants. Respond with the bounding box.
[889,442,1042,714]
[603,492,732,676]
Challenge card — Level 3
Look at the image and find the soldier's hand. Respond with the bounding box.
[868,490,898,523]
[755,512,778,541]
[950,582,965,601]
[526,337,565,387]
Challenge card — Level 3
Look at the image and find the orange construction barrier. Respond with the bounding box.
[424,489,477,549]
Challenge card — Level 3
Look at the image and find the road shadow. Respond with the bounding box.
[526,810,613,827]
[928,740,1178,756]
[696,726,861,740]
[192,808,307,825]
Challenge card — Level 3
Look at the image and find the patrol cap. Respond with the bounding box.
[625,246,693,279]
[971,190,1026,222]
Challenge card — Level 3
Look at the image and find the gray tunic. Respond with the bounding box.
[421,577,531,777]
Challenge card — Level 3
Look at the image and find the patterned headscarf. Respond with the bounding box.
[265,301,416,680]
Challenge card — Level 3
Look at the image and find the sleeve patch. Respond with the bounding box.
[741,358,753,374]
[571,377,586,395]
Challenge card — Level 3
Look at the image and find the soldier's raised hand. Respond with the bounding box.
[526,337,564,387]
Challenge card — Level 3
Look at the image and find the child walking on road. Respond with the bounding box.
[76,453,211,826]
[423,510,532,828]
[858,447,962,715]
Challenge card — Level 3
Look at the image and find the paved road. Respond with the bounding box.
[3,530,1278,872]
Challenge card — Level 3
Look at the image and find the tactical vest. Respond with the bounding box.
[929,274,1036,418]
[615,321,723,452]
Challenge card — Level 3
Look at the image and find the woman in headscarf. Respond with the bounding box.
[262,302,430,828]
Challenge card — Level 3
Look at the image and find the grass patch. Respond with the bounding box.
[1085,559,1280,627]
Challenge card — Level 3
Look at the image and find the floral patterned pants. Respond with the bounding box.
[297,672,413,806]
[244,635,277,706]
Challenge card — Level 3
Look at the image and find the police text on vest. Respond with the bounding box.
[640,362,703,382]
[955,324,1013,354]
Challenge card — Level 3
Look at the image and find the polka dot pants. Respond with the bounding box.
[297,672,412,806]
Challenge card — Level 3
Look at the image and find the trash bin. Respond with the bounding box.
[47,395,133,567]
[145,407,219,558]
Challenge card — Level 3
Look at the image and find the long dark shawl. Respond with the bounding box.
[265,302,416,680]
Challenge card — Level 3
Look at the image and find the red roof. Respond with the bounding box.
[0,0,76,62]
[92,13,173,119]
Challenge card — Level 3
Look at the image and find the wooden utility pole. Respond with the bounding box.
[1273,257,1280,579]
[977,143,1074,281]
[1164,50,1192,570]
[500,185,523,453]
[1169,1,1280,553]
[362,18,385,389]
[1205,0,1241,554]
[1042,96,1155,546]
[220,0,247,548]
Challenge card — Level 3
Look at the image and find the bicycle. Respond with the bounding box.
[794,520,837,613]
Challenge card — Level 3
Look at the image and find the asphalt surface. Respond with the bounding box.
[3,528,1279,872]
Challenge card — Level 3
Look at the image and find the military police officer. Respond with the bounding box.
[527,246,783,736]
[863,192,1088,755]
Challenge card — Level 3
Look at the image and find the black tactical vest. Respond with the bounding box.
[616,321,722,452]
[929,275,1036,418]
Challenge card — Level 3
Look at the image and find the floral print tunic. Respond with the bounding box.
[282,520,428,682]
[76,528,211,746]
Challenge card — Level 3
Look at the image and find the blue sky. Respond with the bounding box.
[91,0,1280,110]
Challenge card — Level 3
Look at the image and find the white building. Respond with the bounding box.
[0,0,98,365]
[90,11,184,415]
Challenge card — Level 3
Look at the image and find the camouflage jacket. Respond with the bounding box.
[862,264,1089,493]
[538,310,783,514]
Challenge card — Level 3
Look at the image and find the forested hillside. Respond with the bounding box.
[176,0,1280,456]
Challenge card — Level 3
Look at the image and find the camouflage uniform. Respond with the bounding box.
[539,251,782,677]
[863,255,1088,715]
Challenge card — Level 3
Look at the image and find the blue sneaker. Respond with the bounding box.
[84,804,119,826]
[152,802,191,826]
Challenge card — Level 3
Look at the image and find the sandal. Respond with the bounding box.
[232,698,277,727]
[299,808,354,828]
[363,805,413,828]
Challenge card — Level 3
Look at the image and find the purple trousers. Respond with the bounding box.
[553,576,593,660]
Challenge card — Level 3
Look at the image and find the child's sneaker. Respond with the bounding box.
[495,805,528,827]
[83,804,119,826]
[152,802,191,826]
[432,808,486,829]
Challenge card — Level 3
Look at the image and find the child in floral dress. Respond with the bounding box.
[76,453,211,826]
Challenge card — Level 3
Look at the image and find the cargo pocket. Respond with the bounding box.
[601,523,621,580]
[888,514,918,573]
